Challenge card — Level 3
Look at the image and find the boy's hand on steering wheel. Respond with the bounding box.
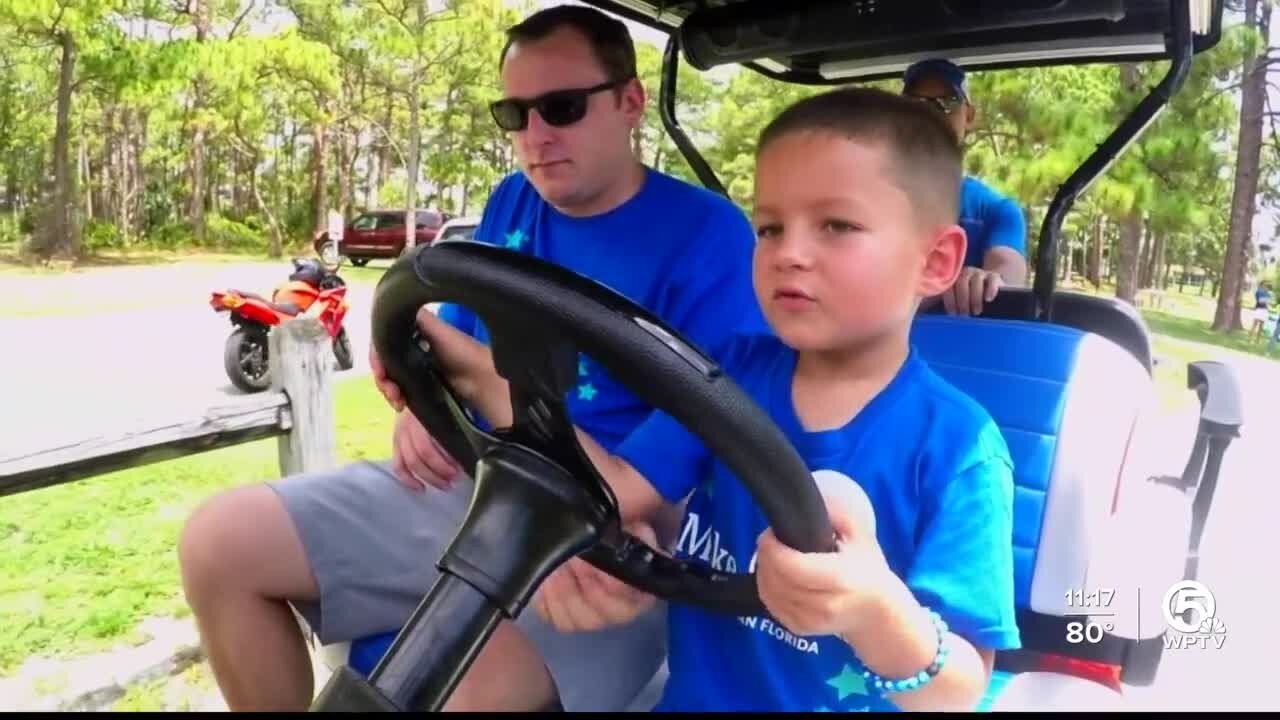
[754,484,895,639]
[532,521,661,633]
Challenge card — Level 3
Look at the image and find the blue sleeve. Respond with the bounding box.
[434,176,512,339]
[905,449,1022,652]
[612,334,747,504]
[613,407,711,504]
[982,190,1027,257]
[661,200,769,354]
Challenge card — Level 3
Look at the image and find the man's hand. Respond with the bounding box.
[941,266,1003,317]
[370,340,406,413]
[373,305,510,492]
[370,306,512,421]
[532,522,661,633]
[390,408,464,492]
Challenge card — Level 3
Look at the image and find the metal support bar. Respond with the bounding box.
[662,32,727,196]
[1032,4,1194,320]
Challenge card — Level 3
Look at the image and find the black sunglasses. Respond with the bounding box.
[490,78,631,132]
[904,92,967,116]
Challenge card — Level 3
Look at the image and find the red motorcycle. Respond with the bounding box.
[210,257,355,393]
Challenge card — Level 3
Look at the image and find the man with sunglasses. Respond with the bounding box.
[178,3,765,713]
[903,58,1029,317]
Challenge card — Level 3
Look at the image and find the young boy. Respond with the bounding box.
[412,86,1021,712]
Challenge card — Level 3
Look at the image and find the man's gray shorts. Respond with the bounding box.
[268,459,668,712]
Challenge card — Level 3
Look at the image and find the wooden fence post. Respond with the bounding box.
[270,317,337,477]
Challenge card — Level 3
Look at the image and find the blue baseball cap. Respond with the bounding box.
[903,58,969,102]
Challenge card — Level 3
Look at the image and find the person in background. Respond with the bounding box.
[1250,281,1272,341]
[902,58,1028,317]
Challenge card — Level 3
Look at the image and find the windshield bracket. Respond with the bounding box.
[662,32,728,197]
[1032,2,1194,321]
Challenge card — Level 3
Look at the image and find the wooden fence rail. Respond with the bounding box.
[0,317,339,497]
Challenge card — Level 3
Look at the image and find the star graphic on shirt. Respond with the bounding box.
[826,664,869,701]
[503,229,526,249]
[577,383,598,401]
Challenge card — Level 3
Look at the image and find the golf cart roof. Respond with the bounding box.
[581,0,1224,84]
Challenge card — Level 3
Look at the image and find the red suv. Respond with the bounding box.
[314,208,450,267]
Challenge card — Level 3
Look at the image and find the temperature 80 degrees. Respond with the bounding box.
[1066,620,1113,644]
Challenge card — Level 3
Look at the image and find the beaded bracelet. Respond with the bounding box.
[860,608,950,696]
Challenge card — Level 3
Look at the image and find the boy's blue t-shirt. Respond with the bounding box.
[959,175,1026,269]
[436,168,768,451]
[614,333,1022,712]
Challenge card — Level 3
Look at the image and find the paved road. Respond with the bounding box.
[1122,341,1279,711]
[0,261,378,461]
[1,260,1276,710]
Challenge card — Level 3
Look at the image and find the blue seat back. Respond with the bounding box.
[909,314,1089,608]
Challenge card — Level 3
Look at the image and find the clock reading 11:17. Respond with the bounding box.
[1065,588,1115,607]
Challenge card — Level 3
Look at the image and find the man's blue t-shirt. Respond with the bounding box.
[436,167,768,451]
[959,175,1026,269]
[614,334,1022,712]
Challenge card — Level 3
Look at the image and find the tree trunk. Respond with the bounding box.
[130,107,146,239]
[310,121,328,235]
[1087,214,1104,287]
[405,51,422,251]
[3,164,16,213]
[252,154,284,259]
[248,161,258,224]
[79,129,92,223]
[1213,0,1269,332]
[187,0,211,244]
[1148,234,1166,290]
[42,29,78,258]
[336,124,352,220]
[372,96,393,208]
[1116,212,1143,305]
[286,122,297,219]
[1138,222,1152,288]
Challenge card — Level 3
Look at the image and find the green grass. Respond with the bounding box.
[0,377,393,677]
[1060,278,1279,361]
[1141,310,1274,358]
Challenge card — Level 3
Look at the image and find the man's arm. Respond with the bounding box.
[983,245,1027,287]
[981,195,1028,287]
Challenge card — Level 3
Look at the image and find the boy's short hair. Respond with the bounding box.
[757,87,963,227]
[500,4,637,83]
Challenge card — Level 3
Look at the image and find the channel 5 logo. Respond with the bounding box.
[1162,580,1227,650]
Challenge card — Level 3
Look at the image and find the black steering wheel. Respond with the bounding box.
[370,241,835,618]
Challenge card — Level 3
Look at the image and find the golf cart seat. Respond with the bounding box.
[908,287,1241,710]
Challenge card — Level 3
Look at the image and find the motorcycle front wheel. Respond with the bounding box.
[224,326,272,393]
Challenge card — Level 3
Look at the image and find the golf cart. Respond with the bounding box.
[309,0,1242,711]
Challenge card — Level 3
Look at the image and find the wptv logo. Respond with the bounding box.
[1162,580,1226,650]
